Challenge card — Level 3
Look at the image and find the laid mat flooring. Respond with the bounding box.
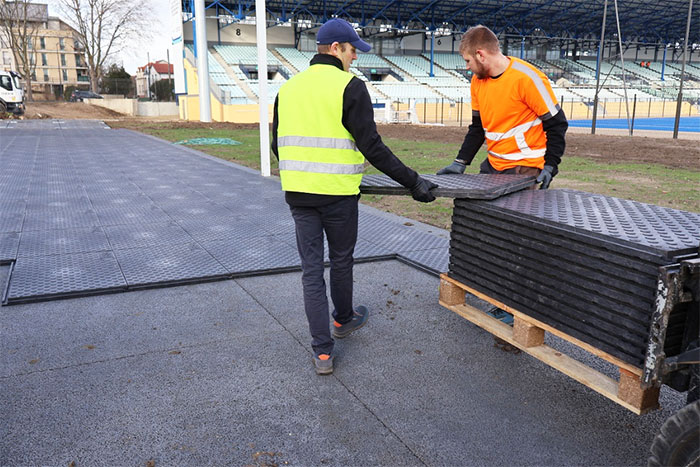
[0,122,448,304]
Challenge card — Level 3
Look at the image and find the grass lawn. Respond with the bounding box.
[118,123,700,229]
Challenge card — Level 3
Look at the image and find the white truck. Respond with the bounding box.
[0,70,25,115]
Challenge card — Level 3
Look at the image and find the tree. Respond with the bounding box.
[0,0,42,101]
[150,79,173,102]
[58,0,148,93]
[101,63,132,96]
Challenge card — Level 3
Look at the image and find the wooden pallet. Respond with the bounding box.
[439,274,660,415]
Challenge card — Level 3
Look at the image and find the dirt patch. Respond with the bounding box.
[111,120,700,171]
[375,124,700,171]
[23,101,125,120]
[112,119,259,132]
[18,107,699,171]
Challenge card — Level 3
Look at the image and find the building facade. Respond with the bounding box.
[0,4,88,98]
[135,61,174,98]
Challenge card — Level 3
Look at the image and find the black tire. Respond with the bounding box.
[649,400,700,467]
[0,101,7,113]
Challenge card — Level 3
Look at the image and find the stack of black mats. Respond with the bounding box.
[449,189,700,367]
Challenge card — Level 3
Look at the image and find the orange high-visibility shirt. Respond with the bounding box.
[470,57,561,172]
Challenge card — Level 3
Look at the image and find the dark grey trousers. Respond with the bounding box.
[289,196,358,356]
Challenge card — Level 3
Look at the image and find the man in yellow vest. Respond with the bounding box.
[272,18,438,375]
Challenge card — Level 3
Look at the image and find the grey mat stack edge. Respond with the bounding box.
[360,173,536,199]
[448,189,700,367]
[0,123,449,305]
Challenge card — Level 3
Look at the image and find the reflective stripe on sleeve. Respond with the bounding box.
[279,160,365,174]
[278,135,359,151]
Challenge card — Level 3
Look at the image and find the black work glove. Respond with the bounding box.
[536,165,555,190]
[410,177,438,203]
[436,160,466,175]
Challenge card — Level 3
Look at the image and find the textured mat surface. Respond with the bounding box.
[360,173,536,198]
[0,124,449,304]
[449,189,700,367]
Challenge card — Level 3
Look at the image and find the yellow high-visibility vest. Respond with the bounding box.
[277,63,365,195]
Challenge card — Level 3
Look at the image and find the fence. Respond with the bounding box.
[381,96,698,126]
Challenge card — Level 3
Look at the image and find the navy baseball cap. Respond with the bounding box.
[316,18,371,52]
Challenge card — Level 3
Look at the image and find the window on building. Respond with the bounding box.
[61,54,66,67]
[2,51,11,65]
[40,37,46,49]
[62,69,68,82]
[0,75,11,91]
[31,70,36,80]
[59,37,65,50]
[42,53,48,66]
[44,69,50,82]
[75,55,81,66]
[27,37,32,49]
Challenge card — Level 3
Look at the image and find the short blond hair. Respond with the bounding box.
[459,25,500,56]
[317,42,348,54]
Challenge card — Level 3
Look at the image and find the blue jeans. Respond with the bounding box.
[289,196,358,355]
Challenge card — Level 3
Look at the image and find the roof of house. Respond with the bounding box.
[138,62,174,74]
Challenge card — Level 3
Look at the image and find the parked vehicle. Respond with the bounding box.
[0,70,24,115]
[69,90,103,102]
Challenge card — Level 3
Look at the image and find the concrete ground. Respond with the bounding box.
[1,259,685,466]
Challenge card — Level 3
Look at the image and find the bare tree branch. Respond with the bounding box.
[0,0,42,100]
[58,0,149,92]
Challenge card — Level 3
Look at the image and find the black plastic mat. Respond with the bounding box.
[457,190,700,259]
[360,174,536,199]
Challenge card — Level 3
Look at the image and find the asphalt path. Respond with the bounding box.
[1,259,685,465]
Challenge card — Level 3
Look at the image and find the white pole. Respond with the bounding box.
[194,0,211,122]
[255,0,270,177]
[613,0,632,136]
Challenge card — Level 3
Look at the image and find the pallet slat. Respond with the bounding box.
[439,274,660,415]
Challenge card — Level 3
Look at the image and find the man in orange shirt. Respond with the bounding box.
[437,25,568,190]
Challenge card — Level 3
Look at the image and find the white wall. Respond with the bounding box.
[183,20,294,46]
[85,98,136,115]
[423,35,459,53]
[137,101,178,116]
[84,98,179,116]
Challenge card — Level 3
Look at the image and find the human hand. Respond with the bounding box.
[536,165,555,189]
[411,177,438,203]
[436,160,466,175]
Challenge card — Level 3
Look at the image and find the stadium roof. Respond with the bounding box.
[189,0,699,45]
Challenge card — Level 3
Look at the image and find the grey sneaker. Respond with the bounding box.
[332,305,369,339]
[313,354,334,375]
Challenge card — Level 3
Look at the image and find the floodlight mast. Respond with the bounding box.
[673,0,693,139]
[256,0,271,177]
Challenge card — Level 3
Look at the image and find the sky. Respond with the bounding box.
[44,0,173,74]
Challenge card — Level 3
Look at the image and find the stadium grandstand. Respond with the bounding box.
[172,0,700,124]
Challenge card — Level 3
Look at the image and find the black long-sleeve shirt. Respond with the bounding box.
[272,54,419,206]
[456,107,568,176]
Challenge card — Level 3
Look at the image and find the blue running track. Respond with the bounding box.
[568,116,700,132]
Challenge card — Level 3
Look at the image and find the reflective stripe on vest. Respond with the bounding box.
[488,147,546,160]
[278,135,359,152]
[484,117,544,161]
[484,117,542,142]
[277,63,364,196]
[278,160,365,174]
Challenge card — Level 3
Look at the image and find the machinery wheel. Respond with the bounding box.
[649,400,700,467]
[0,101,7,113]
